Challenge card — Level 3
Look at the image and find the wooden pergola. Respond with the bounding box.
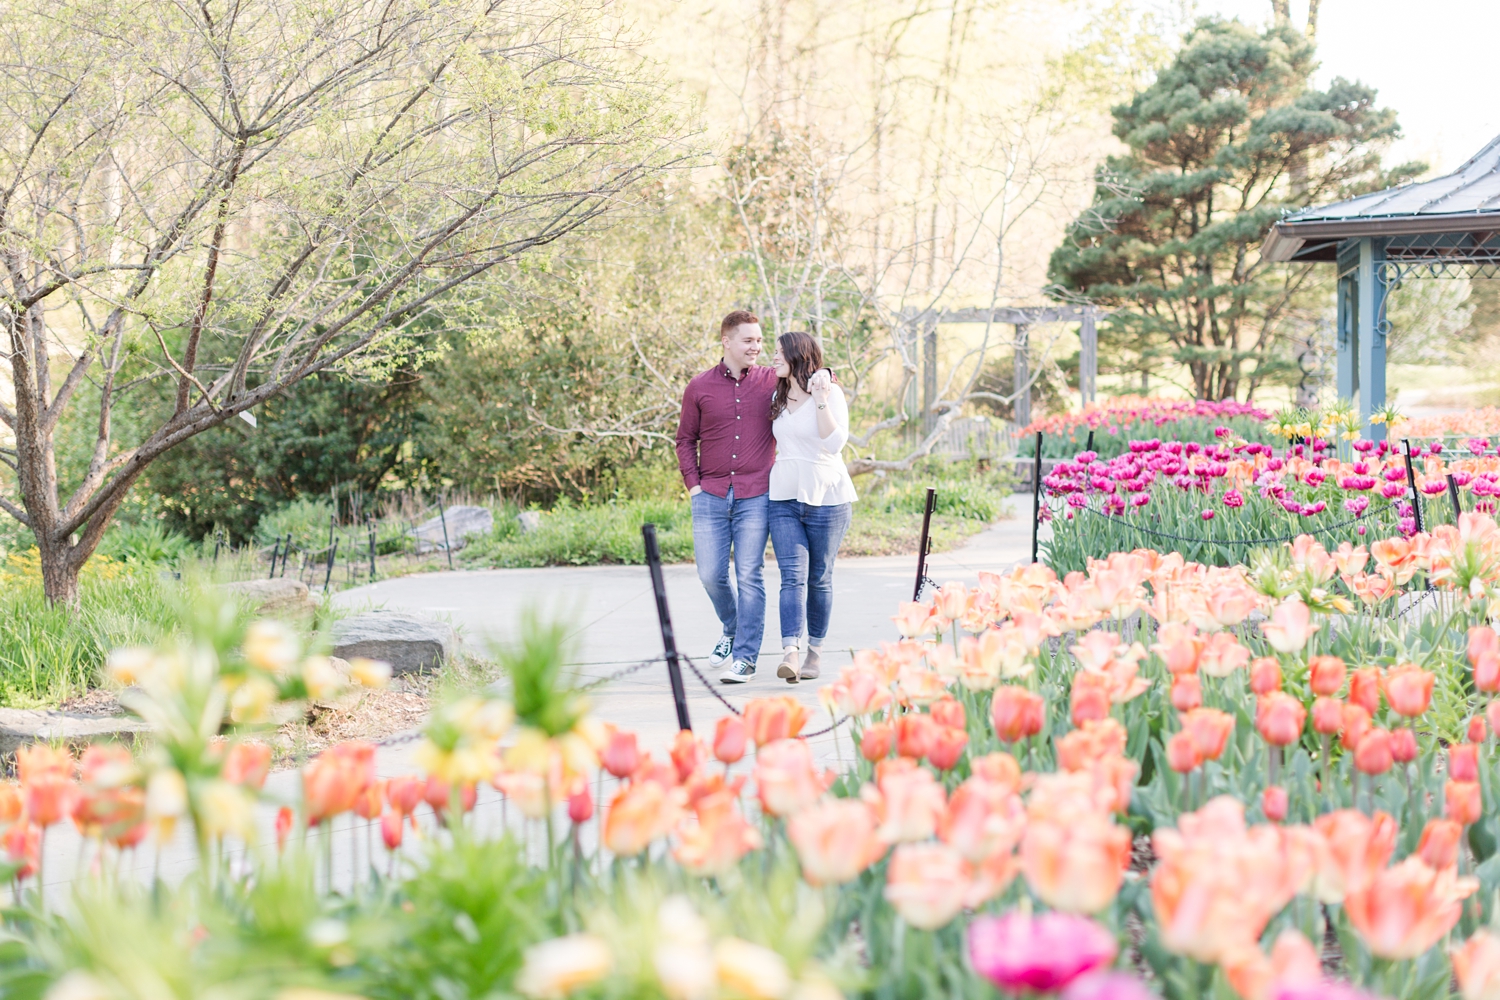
[1262,135,1500,439]
[900,306,1103,429]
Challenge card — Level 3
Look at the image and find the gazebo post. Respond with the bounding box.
[1356,238,1389,441]
[1335,245,1357,406]
[1079,309,1097,407]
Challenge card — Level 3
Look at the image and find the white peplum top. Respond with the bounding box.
[768,375,859,505]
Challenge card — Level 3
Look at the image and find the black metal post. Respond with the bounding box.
[213,531,222,563]
[642,523,692,731]
[913,487,936,602]
[268,538,281,579]
[280,535,292,578]
[1085,429,1095,455]
[1401,439,1424,535]
[438,495,454,570]
[323,538,339,592]
[368,520,378,580]
[1447,473,1463,523]
[1031,431,1044,564]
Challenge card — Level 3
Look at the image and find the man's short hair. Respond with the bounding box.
[720,310,760,338]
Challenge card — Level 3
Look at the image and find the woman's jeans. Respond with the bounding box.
[769,500,852,646]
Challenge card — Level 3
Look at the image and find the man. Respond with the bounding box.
[676,310,777,683]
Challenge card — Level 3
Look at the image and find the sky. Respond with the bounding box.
[1194,0,1500,174]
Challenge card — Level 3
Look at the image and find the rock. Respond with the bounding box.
[516,510,542,534]
[411,505,492,554]
[0,708,149,757]
[219,578,318,614]
[331,610,457,675]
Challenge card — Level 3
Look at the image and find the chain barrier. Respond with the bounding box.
[677,653,852,737]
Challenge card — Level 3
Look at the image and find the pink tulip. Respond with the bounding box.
[968,912,1118,993]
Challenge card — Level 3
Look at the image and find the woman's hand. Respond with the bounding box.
[808,369,833,406]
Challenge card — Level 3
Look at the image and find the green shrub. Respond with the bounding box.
[96,522,197,567]
[254,497,338,549]
[461,498,693,567]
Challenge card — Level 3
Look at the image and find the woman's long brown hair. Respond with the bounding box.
[769,331,823,421]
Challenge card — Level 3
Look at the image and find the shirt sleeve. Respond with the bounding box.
[819,384,850,455]
[676,382,702,490]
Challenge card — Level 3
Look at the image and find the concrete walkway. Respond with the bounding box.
[35,499,1045,901]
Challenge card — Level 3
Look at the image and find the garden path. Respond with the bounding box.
[37,497,1044,903]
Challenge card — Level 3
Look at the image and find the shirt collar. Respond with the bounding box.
[718,358,754,381]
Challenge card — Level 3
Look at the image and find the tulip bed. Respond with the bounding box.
[1020,397,1274,461]
[1041,430,1500,575]
[2,518,1500,1000]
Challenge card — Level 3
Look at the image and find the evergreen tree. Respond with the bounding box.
[1049,18,1420,400]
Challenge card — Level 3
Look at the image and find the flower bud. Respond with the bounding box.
[931,697,966,732]
[1390,727,1418,764]
[1255,692,1305,747]
[1450,743,1480,783]
[992,686,1046,743]
[1307,655,1347,697]
[1340,703,1372,751]
[1262,785,1288,823]
[926,726,968,771]
[713,716,748,764]
[1354,729,1393,776]
[1311,697,1344,735]
[1249,657,1282,695]
[568,785,594,824]
[1383,663,1435,718]
[1416,818,1462,870]
[1470,716,1489,745]
[1166,730,1201,774]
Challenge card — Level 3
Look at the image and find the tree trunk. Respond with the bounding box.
[37,540,81,608]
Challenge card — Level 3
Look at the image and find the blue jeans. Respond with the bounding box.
[690,487,768,665]
[769,500,852,647]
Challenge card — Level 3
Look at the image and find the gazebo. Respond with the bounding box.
[1262,135,1500,438]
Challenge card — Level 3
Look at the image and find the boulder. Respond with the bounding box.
[411,505,493,553]
[516,510,543,534]
[331,610,457,675]
[0,708,149,757]
[219,578,318,614]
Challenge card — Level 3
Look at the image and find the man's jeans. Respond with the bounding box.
[768,500,852,646]
[690,487,768,666]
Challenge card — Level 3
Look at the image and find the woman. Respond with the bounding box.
[767,331,857,683]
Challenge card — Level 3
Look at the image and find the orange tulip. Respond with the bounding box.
[1151,797,1304,964]
[1448,780,1483,826]
[1469,626,1500,693]
[971,752,1022,793]
[931,697,965,731]
[4,823,39,879]
[787,797,886,885]
[926,726,968,771]
[381,809,404,850]
[670,730,708,783]
[1345,856,1478,960]
[1262,786,1288,823]
[1417,818,1464,871]
[1070,672,1112,727]
[883,842,976,930]
[1054,718,1128,771]
[1470,716,1489,745]
[1307,655,1346,696]
[303,741,376,825]
[600,727,641,778]
[568,784,594,824]
[713,716,748,764]
[1311,697,1343,735]
[1182,708,1234,762]
[1311,809,1397,900]
[1390,727,1418,764]
[1199,631,1250,678]
[939,775,1025,864]
[895,713,938,760]
[604,779,681,855]
[423,776,477,819]
[1021,775,1130,914]
[275,806,294,852]
[1451,743,1481,783]
[893,601,939,638]
[1255,692,1305,747]
[822,664,894,717]
[1166,731,1201,773]
[743,696,809,745]
[1383,663,1435,718]
[0,783,21,824]
[387,775,424,815]
[991,686,1045,743]
[223,742,272,790]
[1170,674,1202,712]
[1249,657,1282,695]
[673,790,762,876]
[861,760,946,843]
[1348,667,1381,716]
[17,745,77,828]
[1452,929,1500,1000]
[1152,622,1204,675]
[753,738,831,817]
[1354,729,1393,776]
[860,722,893,762]
[1340,703,1373,751]
[353,780,385,821]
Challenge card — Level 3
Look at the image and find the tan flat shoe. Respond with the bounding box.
[799,648,820,680]
[776,650,800,684]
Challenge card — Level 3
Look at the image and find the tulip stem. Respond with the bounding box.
[1320,735,1330,802]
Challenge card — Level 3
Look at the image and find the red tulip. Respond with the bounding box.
[387,775,424,815]
[1390,727,1418,764]
[1170,675,1202,712]
[1447,780,1482,826]
[931,697,966,732]
[1249,657,1282,695]
[1308,655,1347,697]
[1340,703,1373,751]
[568,784,594,824]
[896,713,939,760]
[381,809,404,850]
[1348,668,1381,716]
[992,686,1045,743]
[1383,663,1435,718]
[600,728,641,778]
[1255,692,1305,747]
[1354,729,1393,776]
[1470,716,1490,745]
[1070,674,1112,727]
[275,806,294,853]
[1166,731,1201,774]
[670,730,707,783]
[1416,818,1463,870]
[1311,697,1344,735]
[1451,743,1480,783]
[927,727,969,771]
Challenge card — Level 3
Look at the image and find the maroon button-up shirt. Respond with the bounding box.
[676,361,777,498]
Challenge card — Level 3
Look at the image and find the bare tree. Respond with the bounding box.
[0,0,687,603]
